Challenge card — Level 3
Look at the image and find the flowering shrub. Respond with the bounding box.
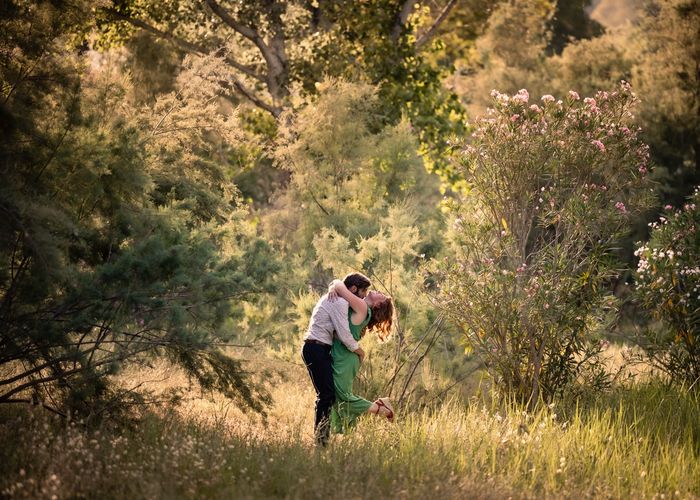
[634,189,700,386]
[434,82,653,405]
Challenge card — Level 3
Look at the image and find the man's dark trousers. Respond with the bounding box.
[301,341,335,446]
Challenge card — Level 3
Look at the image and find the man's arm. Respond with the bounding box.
[326,299,361,354]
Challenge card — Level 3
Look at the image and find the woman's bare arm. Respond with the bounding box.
[329,279,368,317]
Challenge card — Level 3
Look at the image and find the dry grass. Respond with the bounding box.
[1,357,699,499]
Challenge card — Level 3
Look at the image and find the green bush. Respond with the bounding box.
[434,82,653,406]
[634,188,700,386]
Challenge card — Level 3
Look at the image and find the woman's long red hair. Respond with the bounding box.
[365,296,394,341]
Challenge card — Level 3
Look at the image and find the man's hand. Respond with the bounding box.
[354,347,366,364]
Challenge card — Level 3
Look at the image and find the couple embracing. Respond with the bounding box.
[301,273,395,446]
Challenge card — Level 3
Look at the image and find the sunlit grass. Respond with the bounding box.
[1,361,698,499]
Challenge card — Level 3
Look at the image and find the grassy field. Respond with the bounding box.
[1,359,699,499]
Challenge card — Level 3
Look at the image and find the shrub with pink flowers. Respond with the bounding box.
[434,82,653,406]
[634,189,700,386]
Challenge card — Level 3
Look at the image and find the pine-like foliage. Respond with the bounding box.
[0,2,277,419]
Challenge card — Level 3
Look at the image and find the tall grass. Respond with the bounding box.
[1,366,698,499]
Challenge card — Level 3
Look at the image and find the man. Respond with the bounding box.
[301,272,370,446]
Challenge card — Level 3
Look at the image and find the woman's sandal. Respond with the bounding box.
[374,398,394,423]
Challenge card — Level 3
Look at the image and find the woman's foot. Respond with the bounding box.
[374,398,394,422]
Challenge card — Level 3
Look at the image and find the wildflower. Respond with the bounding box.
[512,89,529,104]
[511,114,520,122]
[591,139,606,152]
[615,201,627,213]
[491,89,510,104]
[541,94,555,103]
[529,104,542,113]
[568,90,580,100]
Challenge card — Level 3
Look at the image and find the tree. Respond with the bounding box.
[632,0,700,207]
[97,0,467,178]
[0,2,277,418]
[547,0,604,55]
[455,0,556,117]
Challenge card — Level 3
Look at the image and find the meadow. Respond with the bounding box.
[2,358,699,499]
[2,1,699,499]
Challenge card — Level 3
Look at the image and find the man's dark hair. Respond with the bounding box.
[343,272,371,291]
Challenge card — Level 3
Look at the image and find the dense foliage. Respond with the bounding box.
[635,189,700,386]
[0,0,697,420]
[435,84,653,404]
[0,2,278,418]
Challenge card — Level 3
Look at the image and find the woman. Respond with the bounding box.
[327,279,395,433]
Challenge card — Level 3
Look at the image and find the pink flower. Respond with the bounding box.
[529,104,542,113]
[490,89,510,104]
[615,201,627,213]
[638,165,648,174]
[591,139,606,152]
[568,90,580,100]
[541,95,555,103]
[664,205,673,210]
[511,114,520,122]
[513,89,529,104]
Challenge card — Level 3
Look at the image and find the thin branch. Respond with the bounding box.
[2,398,68,418]
[0,345,100,388]
[0,346,152,403]
[415,0,458,49]
[204,0,263,47]
[102,7,265,82]
[219,77,281,117]
[397,320,443,406]
[205,0,288,103]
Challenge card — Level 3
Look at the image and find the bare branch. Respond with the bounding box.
[0,346,152,403]
[2,398,68,417]
[204,0,288,103]
[204,0,263,47]
[415,0,458,49]
[218,77,281,117]
[102,7,265,82]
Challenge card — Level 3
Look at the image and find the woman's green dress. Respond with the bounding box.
[330,308,372,433]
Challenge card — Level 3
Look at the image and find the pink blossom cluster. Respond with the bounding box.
[584,97,601,115]
[591,139,606,152]
[512,89,529,104]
